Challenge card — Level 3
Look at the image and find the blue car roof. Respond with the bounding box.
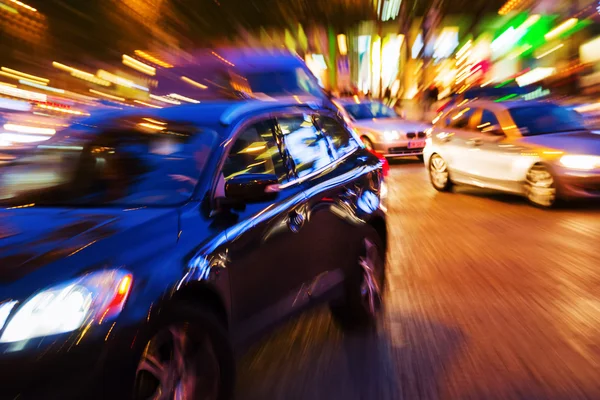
[80,98,325,131]
[182,48,306,71]
[81,102,234,127]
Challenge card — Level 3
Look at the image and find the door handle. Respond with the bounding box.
[466,138,483,146]
[287,210,305,233]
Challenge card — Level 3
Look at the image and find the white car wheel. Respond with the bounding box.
[429,154,452,191]
[526,164,557,208]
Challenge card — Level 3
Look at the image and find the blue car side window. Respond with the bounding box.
[277,114,334,179]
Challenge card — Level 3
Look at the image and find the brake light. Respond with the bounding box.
[118,274,133,296]
[100,274,133,323]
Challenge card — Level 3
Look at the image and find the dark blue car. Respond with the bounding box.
[0,98,387,399]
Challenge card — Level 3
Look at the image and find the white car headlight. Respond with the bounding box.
[383,130,401,142]
[559,155,600,171]
[0,301,17,332]
[0,270,132,343]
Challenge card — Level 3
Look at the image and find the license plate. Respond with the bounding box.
[408,140,426,149]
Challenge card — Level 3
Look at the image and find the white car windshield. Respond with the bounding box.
[344,102,398,120]
[509,105,587,136]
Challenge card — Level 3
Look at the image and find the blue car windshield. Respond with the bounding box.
[0,120,217,207]
[509,105,587,136]
[245,68,324,97]
[344,102,398,120]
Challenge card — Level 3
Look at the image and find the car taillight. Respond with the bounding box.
[369,149,389,178]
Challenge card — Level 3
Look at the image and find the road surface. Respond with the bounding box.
[236,158,600,400]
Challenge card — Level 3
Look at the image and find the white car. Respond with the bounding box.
[335,99,430,160]
[424,100,600,208]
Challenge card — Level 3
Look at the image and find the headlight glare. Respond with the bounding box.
[383,130,400,142]
[559,155,600,170]
[0,270,132,343]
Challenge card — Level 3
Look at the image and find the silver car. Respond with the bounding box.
[335,99,430,159]
[424,100,600,208]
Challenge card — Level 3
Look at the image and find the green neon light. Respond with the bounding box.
[558,19,591,40]
[492,13,554,60]
[495,94,518,102]
[494,79,514,88]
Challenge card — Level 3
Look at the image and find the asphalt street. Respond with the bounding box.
[236,158,600,400]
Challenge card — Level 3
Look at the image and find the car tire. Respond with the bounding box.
[361,136,375,152]
[429,153,453,191]
[133,303,235,400]
[525,164,558,209]
[330,227,386,330]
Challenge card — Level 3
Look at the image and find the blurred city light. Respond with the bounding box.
[0,98,31,112]
[3,124,55,135]
[1,67,48,83]
[545,18,578,40]
[53,62,111,86]
[536,44,564,60]
[337,34,348,56]
[134,100,162,108]
[96,70,149,91]
[0,71,47,85]
[134,50,173,68]
[181,76,208,90]
[0,0,595,147]
[0,85,46,101]
[0,133,50,144]
[8,0,36,12]
[168,93,200,103]
[378,0,401,21]
[122,55,156,76]
[515,67,556,86]
[433,27,459,59]
[138,122,166,130]
[19,80,65,93]
[149,94,181,105]
[89,89,125,102]
[498,0,525,15]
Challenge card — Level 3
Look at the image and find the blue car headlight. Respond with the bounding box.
[0,270,132,343]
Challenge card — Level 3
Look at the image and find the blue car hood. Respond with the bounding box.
[0,207,178,285]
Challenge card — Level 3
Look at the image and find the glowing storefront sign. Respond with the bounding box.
[515,68,555,87]
[381,35,403,92]
[358,35,371,94]
[412,33,424,59]
[371,37,381,97]
[305,54,327,87]
[379,0,401,21]
[491,15,540,59]
[580,36,600,64]
[433,27,459,59]
[545,18,577,40]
